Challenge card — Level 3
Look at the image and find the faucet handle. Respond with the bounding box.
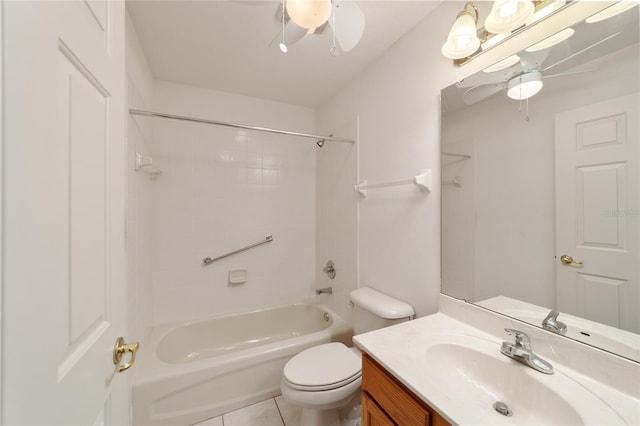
[504,328,531,350]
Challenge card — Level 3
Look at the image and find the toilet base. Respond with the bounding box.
[301,407,340,426]
[298,392,361,426]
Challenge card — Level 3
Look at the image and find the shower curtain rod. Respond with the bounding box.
[129,109,355,144]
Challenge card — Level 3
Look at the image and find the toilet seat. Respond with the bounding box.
[283,343,362,391]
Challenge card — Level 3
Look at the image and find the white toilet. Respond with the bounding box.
[281,287,415,426]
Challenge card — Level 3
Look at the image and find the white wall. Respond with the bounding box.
[149,81,317,325]
[126,12,155,342]
[441,45,639,308]
[316,1,478,317]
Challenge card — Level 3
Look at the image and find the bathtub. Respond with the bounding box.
[132,303,352,426]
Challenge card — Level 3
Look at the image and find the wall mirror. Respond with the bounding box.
[441,3,639,362]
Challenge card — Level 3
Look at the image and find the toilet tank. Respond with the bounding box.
[350,287,415,335]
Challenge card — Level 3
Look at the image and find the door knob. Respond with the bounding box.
[113,337,140,373]
[560,254,583,265]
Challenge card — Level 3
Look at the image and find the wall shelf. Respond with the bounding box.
[355,169,432,197]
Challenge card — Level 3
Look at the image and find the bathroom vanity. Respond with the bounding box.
[355,296,640,426]
[362,353,448,426]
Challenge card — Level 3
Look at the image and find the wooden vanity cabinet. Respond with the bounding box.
[362,353,450,426]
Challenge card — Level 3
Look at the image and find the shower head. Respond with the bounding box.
[316,134,332,148]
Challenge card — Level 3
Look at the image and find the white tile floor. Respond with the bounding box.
[192,395,302,426]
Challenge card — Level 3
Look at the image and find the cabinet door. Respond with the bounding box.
[362,393,396,426]
[363,354,432,425]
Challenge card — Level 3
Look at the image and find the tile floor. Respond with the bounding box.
[193,395,302,426]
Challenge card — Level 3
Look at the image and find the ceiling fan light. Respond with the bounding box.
[484,0,534,34]
[525,27,574,52]
[286,0,332,30]
[585,1,638,24]
[507,71,543,100]
[441,11,480,59]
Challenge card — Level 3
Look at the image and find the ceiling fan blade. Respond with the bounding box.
[456,70,513,89]
[284,19,308,45]
[544,69,594,79]
[543,32,620,72]
[463,83,506,105]
[519,48,551,71]
[269,14,308,49]
[330,1,365,52]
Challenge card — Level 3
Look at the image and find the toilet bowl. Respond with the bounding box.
[281,343,362,426]
[280,287,415,426]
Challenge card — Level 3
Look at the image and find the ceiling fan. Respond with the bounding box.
[234,0,365,55]
[456,30,617,105]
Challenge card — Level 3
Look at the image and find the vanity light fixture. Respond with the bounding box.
[481,32,508,50]
[585,0,638,24]
[484,0,535,34]
[507,70,543,100]
[286,0,332,30]
[442,0,571,65]
[441,2,481,60]
[525,27,574,52]
[529,0,566,22]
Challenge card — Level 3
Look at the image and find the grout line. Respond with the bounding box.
[273,397,286,426]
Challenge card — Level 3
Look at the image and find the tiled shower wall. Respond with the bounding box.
[149,81,317,325]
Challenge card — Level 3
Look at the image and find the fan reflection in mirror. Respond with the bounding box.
[506,70,542,100]
[456,22,616,110]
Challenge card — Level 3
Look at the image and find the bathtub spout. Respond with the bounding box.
[315,287,333,295]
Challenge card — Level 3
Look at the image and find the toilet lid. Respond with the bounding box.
[283,343,362,391]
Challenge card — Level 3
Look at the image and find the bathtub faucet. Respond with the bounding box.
[315,287,333,295]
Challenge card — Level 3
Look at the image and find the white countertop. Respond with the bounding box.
[354,311,640,425]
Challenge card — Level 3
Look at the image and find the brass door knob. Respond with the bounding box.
[113,337,140,373]
[560,254,583,265]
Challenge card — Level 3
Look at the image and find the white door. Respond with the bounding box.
[555,94,639,333]
[2,1,133,424]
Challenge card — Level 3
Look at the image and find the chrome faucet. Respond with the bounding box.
[542,310,567,335]
[315,287,333,295]
[500,329,554,374]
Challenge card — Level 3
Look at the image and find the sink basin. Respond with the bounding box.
[419,334,626,425]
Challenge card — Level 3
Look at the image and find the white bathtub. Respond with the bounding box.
[132,303,352,426]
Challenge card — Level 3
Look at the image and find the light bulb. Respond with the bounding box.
[286,0,331,30]
[485,0,534,34]
[507,71,543,100]
[441,11,480,59]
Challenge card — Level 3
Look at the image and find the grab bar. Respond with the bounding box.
[203,235,273,265]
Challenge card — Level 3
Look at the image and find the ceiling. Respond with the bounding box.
[126,0,442,108]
